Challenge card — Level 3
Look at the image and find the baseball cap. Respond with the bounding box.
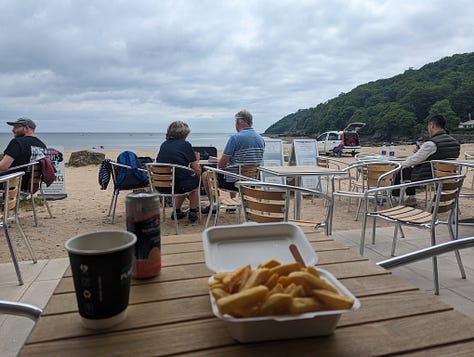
[7,117,36,129]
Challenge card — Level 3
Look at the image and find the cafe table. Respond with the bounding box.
[258,165,347,219]
[20,229,474,356]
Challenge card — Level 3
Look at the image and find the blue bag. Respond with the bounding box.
[115,151,149,190]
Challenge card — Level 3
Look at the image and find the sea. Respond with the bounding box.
[0,132,262,152]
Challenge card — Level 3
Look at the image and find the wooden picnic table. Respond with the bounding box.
[20,229,474,356]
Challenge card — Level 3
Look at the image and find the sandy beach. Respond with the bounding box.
[2,143,474,264]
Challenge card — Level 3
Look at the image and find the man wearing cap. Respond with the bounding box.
[0,117,47,172]
[201,109,265,213]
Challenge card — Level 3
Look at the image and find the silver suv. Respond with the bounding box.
[316,122,365,156]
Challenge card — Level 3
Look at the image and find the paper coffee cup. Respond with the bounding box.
[65,231,137,329]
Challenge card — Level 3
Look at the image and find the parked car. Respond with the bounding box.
[316,122,365,156]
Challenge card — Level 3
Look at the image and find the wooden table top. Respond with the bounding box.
[21,230,474,356]
[259,165,346,176]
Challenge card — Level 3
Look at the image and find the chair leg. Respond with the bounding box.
[328,197,334,235]
[360,211,369,255]
[110,191,119,224]
[30,194,38,227]
[14,217,37,263]
[431,228,440,295]
[391,224,400,257]
[447,208,466,279]
[432,255,440,295]
[39,187,53,218]
[3,225,24,285]
[171,197,179,235]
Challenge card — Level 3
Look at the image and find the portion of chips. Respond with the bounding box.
[209,259,354,317]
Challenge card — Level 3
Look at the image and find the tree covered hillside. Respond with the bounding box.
[265,53,474,139]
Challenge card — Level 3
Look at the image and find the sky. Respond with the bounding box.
[1,0,474,133]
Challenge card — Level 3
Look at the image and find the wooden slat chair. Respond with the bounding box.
[328,161,401,233]
[3,162,53,226]
[24,162,53,226]
[235,181,332,234]
[146,163,201,235]
[1,172,37,285]
[204,168,242,229]
[316,155,351,197]
[360,174,466,295]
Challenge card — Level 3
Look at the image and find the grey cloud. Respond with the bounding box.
[1,0,474,132]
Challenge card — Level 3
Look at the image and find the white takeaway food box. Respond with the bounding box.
[202,222,361,342]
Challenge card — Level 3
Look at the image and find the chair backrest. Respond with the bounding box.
[114,151,149,190]
[1,172,23,218]
[431,175,464,214]
[316,156,329,168]
[238,183,288,223]
[238,165,260,179]
[431,161,460,178]
[26,163,42,193]
[207,168,220,202]
[110,161,149,191]
[366,162,400,188]
[146,164,175,194]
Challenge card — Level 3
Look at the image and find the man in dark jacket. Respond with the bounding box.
[394,115,460,206]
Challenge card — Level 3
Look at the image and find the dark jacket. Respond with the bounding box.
[411,131,460,181]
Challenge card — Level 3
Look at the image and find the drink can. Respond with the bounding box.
[126,192,161,279]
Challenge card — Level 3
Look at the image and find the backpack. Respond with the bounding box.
[115,151,149,190]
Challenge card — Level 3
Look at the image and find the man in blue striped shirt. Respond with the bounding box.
[202,110,264,213]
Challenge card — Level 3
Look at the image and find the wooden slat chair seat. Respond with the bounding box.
[360,174,466,294]
[1,172,37,285]
[146,163,201,235]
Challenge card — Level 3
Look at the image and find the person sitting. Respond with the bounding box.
[156,121,201,222]
[0,117,48,189]
[201,109,265,214]
[392,114,460,206]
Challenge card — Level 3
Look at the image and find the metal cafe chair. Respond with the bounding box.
[328,161,401,233]
[1,172,37,285]
[378,236,474,295]
[360,174,466,295]
[0,300,42,321]
[3,161,53,226]
[235,180,332,234]
[146,163,201,235]
[203,167,242,228]
[107,161,149,224]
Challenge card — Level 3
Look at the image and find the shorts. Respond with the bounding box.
[217,173,238,191]
[158,175,199,194]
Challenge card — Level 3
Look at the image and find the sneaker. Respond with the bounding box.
[171,211,187,220]
[225,208,237,213]
[201,205,217,214]
[188,210,198,222]
[405,197,417,207]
